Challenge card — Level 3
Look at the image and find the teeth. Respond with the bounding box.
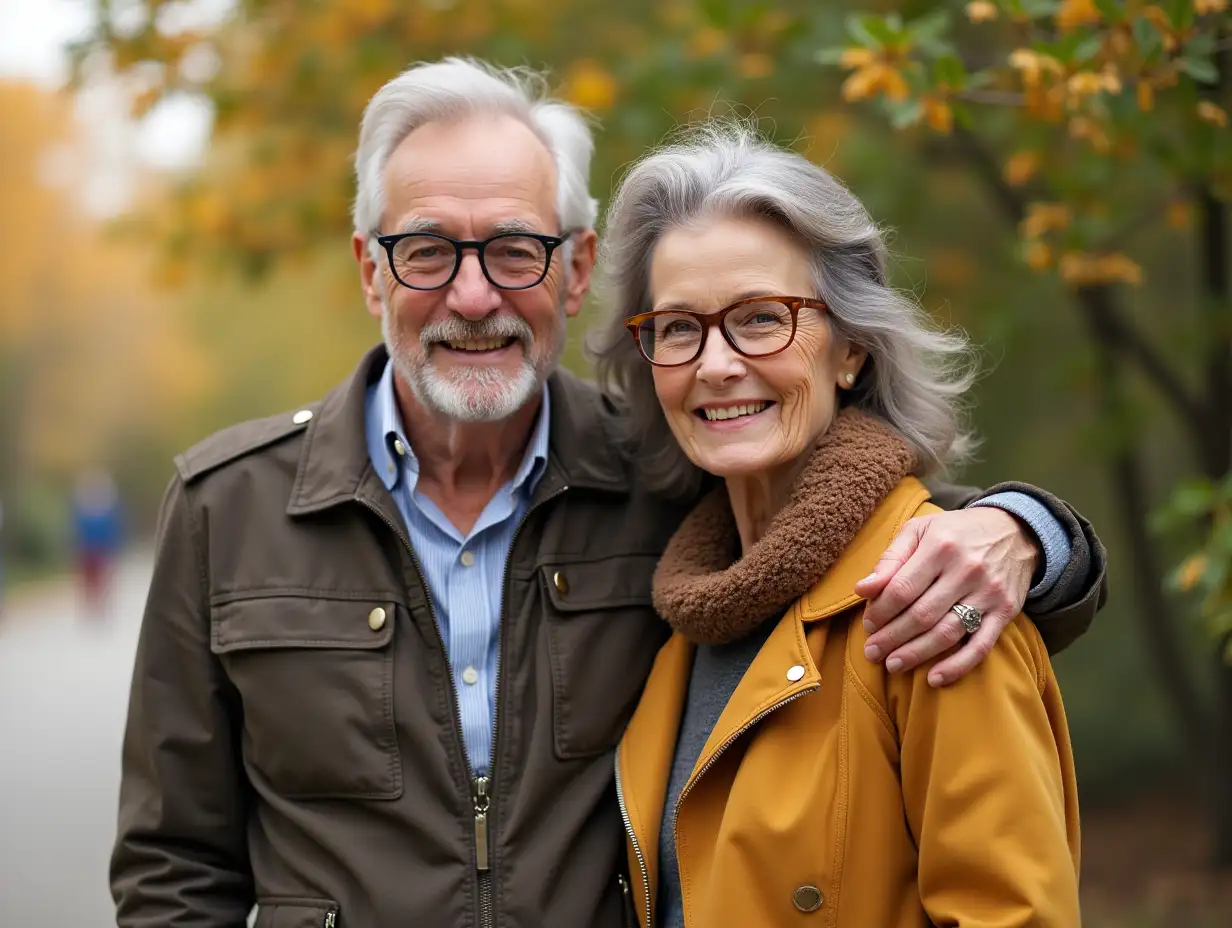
[443,338,513,351]
[703,402,768,421]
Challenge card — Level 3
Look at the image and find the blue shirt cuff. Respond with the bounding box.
[968,491,1071,600]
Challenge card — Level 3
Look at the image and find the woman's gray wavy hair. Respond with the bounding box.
[589,120,977,500]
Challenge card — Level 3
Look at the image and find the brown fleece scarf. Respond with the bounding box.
[653,408,917,645]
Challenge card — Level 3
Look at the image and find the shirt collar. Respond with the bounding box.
[365,358,550,496]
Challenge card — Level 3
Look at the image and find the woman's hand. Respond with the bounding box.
[854,508,1039,687]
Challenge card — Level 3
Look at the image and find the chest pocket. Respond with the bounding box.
[541,554,667,759]
[210,594,402,800]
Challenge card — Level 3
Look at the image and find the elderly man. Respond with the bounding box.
[112,58,1106,928]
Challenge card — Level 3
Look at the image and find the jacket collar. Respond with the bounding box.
[288,344,628,515]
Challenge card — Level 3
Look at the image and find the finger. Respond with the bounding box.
[881,610,968,675]
[861,536,944,634]
[864,565,968,665]
[926,607,1013,687]
[854,517,928,608]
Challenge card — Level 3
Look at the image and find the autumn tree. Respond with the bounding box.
[817,0,1232,860]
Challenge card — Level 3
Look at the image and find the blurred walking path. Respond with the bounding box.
[0,549,152,926]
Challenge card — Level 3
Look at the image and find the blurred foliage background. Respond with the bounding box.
[1,0,1230,922]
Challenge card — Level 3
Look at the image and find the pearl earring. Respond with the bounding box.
[844,373,855,386]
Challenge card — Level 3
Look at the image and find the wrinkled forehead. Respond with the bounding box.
[381,113,559,232]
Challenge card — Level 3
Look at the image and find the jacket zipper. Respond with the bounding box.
[359,481,568,928]
[614,744,652,928]
[476,482,568,928]
[615,684,821,928]
[323,909,337,928]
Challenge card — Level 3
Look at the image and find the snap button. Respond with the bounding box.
[460,550,476,568]
[368,607,387,631]
[461,666,479,686]
[553,570,569,595]
[393,438,407,456]
[786,664,806,682]
[792,885,823,912]
[292,409,313,425]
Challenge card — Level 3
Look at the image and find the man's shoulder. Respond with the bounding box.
[174,404,320,485]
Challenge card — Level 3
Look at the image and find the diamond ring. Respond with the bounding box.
[951,603,983,635]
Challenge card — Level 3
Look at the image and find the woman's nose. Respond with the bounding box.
[694,330,745,386]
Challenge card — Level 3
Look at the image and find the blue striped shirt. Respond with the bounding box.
[365,360,550,775]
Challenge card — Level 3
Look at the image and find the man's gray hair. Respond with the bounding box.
[588,120,977,500]
[353,57,599,238]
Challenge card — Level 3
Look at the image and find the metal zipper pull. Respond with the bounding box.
[618,873,638,927]
[473,776,491,872]
[323,911,336,928]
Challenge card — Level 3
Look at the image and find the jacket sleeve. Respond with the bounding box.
[110,475,254,926]
[924,478,1108,654]
[886,616,1081,926]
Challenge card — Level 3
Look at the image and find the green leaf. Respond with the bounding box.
[846,13,882,48]
[1094,0,1125,20]
[1181,56,1220,84]
[1169,0,1194,30]
[1020,0,1061,17]
[887,97,924,129]
[815,47,849,66]
[700,0,734,29]
[1074,33,1104,63]
[934,53,967,89]
[910,8,951,44]
[1133,15,1162,56]
[1185,33,1218,58]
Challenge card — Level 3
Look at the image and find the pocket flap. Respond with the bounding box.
[211,595,395,653]
[540,554,657,613]
[254,897,338,928]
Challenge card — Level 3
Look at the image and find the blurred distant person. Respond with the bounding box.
[72,471,123,615]
[111,58,1107,928]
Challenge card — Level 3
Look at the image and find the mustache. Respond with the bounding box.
[420,314,534,348]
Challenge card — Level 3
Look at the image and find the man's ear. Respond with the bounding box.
[353,232,385,320]
[562,229,598,319]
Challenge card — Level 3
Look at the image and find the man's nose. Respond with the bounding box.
[445,251,502,320]
[694,329,745,386]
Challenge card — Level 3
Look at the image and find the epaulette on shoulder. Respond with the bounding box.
[174,405,319,484]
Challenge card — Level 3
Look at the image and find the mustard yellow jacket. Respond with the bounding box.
[616,479,1081,927]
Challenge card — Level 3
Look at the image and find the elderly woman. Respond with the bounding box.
[592,123,1080,927]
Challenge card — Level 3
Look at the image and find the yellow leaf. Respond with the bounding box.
[1056,0,1101,31]
[1137,81,1155,112]
[1178,555,1208,592]
[1198,101,1229,128]
[841,66,882,102]
[1059,251,1143,286]
[965,1,999,23]
[564,60,617,110]
[686,27,727,60]
[1003,150,1040,187]
[1069,116,1111,153]
[739,53,774,80]
[1195,0,1227,13]
[1021,202,1071,239]
[839,47,878,69]
[923,97,953,134]
[881,66,911,102]
[1167,200,1191,228]
[1025,241,1054,270]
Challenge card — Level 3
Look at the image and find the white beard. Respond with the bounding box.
[381,301,562,423]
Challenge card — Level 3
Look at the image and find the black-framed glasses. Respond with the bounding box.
[374,229,576,291]
[624,295,829,367]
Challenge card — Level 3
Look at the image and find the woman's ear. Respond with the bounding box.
[838,342,869,389]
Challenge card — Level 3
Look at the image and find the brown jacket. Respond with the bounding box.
[111,347,1105,928]
[617,480,1080,927]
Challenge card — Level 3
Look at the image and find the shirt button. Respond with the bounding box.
[461,666,479,686]
[393,438,407,456]
[460,550,476,567]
